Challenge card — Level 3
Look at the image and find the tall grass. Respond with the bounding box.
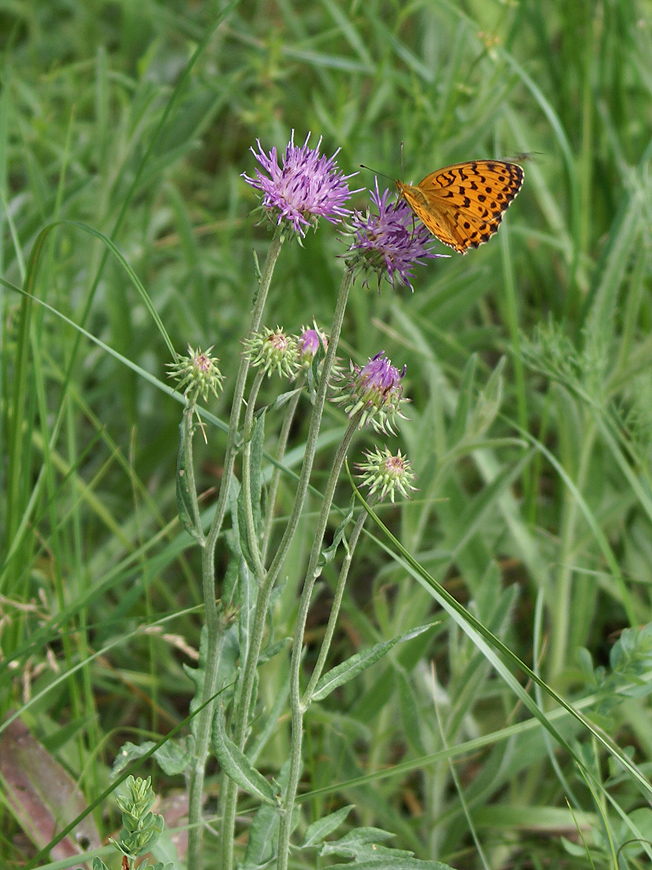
[2,1,652,868]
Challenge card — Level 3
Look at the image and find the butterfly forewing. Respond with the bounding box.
[396,160,524,253]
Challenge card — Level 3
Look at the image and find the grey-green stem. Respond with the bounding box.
[276,411,362,870]
[187,227,285,870]
[261,382,303,564]
[302,503,369,704]
[220,266,354,870]
[240,368,267,582]
[181,402,205,545]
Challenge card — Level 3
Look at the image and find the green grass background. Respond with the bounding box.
[3,0,652,867]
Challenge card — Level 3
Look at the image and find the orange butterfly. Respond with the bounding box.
[396,160,524,254]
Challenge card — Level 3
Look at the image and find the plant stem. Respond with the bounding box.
[187,227,284,870]
[181,403,205,544]
[241,368,267,580]
[261,383,303,564]
[220,265,354,870]
[236,265,354,741]
[265,267,354,588]
[302,504,369,703]
[217,366,280,868]
[276,413,361,870]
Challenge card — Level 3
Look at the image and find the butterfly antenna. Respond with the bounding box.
[400,141,405,179]
[359,164,395,183]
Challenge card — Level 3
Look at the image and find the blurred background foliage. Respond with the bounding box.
[3,0,652,867]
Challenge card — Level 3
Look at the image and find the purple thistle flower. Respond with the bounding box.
[345,178,446,291]
[297,324,326,366]
[333,351,409,433]
[242,131,357,237]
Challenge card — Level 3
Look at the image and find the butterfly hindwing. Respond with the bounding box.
[396,185,460,250]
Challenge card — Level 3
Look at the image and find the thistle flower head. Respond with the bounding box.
[333,351,408,433]
[344,178,446,291]
[242,131,357,237]
[167,345,224,404]
[297,323,327,366]
[244,326,300,379]
[356,446,417,504]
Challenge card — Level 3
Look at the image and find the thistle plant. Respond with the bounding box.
[124,132,442,870]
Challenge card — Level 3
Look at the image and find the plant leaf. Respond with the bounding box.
[319,497,354,567]
[302,805,354,848]
[241,760,291,869]
[112,738,193,777]
[320,826,453,867]
[211,706,278,806]
[311,624,433,702]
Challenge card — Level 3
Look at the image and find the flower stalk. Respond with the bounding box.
[261,382,304,563]
[276,414,363,870]
[219,265,354,870]
[186,226,285,870]
[275,352,410,869]
[215,133,358,870]
[303,503,370,703]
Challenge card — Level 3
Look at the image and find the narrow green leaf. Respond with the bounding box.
[320,827,399,859]
[306,338,327,399]
[302,805,354,848]
[236,412,264,573]
[237,555,256,667]
[237,488,256,573]
[265,388,303,412]
[183,621,238,737]
[211,707,278,806]
[320,824,453,866]
[312,624,433,702]
[242,760,291,869]
[252,247,262,283]
[258,636,292,665]
[319,496,354,566]
[222,542,240,609]
[449,353,477,444]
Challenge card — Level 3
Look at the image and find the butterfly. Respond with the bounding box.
[396,160,524,254]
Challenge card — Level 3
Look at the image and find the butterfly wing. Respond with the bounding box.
[395,180,462,250]
[398,160,524,254]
